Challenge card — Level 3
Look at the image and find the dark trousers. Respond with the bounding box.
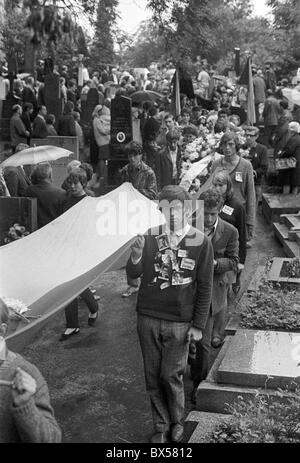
[65,288,98,328]
[137,315,190,433]
[190,311,214,387]
[264,125,277,147]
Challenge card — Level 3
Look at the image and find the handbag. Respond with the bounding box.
[275,156,297,170]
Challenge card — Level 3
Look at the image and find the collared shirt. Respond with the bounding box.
[204,217,218,240]
[168,148,178,179]
[165,223,191,249]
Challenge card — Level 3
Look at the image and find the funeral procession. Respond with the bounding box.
[0,0,300,449]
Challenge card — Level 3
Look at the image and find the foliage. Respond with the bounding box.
[90,0,119,67]
[122,21,166,67]
[1,3,29,67]
[239,277,300,331]
[281,258,300,279]
[146,0,300,76]
[210,392,300,443]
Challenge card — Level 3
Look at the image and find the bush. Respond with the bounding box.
[239,281,300,331]
[210,391,300,443]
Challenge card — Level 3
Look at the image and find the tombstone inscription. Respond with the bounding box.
[111,96,132,159]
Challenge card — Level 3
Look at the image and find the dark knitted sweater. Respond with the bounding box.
[127,226,214,330]
[0,351,61,443]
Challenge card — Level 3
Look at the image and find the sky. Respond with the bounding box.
[117,0,272,34]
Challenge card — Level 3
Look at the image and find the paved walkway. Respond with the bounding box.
[22,210,284,443]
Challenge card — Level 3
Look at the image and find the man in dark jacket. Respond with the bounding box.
[21,76,38,120]
[127,185,214,443]
[190,189,239,404]
[21,102,33,145]
[245,126,269,207]
[263,90,281,147]
[32,106,48,139]
[155,129,181,191]
[25,162,66,228]
[143,107,161,143]
[10,105,30,153]
[3,143,31,196]
[57,101,76,136]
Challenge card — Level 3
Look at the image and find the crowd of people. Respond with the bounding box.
[1,58,300,443]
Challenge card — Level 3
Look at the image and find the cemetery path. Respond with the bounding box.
[22,210,284,443]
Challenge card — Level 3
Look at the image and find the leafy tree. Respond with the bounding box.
[122,21,165,67]
[90,0,119,67]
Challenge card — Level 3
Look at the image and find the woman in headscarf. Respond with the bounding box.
[278,121,300,195]
[90,104,111,180]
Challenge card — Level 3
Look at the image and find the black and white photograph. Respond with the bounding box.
[0,0,300,450]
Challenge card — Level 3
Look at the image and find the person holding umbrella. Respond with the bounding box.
[3,143,31,197]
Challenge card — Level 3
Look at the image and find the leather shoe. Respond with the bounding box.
[59,328,80,341]
[150,432,169,444]
[171,424,184,443]
[88,311,98,326]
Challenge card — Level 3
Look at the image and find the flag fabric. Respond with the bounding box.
[1,183,165,350]
[239,57,256,126]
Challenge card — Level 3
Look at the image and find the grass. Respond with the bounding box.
[210,391,300,443]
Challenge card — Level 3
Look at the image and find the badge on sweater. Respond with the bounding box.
[178,249,188,258]
[222,205,234,216]
[160,282,170,290]
[172,271,184,285]
[235,172,243,182]
[180,258,196,271]
[156,234,170,251]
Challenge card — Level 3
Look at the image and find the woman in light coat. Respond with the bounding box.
[91,104,111,179]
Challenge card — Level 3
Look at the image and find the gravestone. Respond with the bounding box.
[111,95,132,159]
[262,193,300,224]
[30,136,79,188]
[217,329,300,390]
[267,257,300,286]
[273,212,300,258]
[44,73,64,125]
[0,197,37,240]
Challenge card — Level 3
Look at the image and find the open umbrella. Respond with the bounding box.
[0,146,72,168]
[130,90,164,104]
[103,81,115,88]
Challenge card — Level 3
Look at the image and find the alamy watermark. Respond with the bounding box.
[95,192,204,246]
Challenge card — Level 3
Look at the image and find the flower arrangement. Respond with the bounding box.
[2,297,29,315]
[182,132,224,164]
[1,296,31,324]
[2,223,30,245]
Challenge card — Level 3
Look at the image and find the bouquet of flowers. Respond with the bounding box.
[1,296,31,323]
[2,223,30,245]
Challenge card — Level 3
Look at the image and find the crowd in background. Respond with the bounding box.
[1,57,300,442]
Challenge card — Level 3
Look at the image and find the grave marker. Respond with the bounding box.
[217,329,300,390]
[111,95,132,159]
